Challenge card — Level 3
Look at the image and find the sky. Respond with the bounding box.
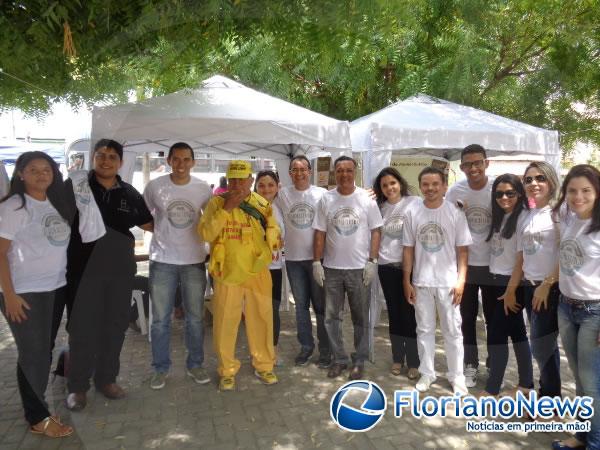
[0,102,91,143]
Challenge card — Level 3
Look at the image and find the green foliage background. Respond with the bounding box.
[1,0,598,155]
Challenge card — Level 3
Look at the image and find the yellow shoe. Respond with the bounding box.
[219,376,235,391]
[254,370,278,385]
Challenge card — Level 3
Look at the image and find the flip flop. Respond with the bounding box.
[391,363,403,376]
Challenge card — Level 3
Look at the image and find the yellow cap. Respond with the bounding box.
[226,160,253,179]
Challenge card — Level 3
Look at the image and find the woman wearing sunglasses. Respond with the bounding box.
[481,174,533,397]
[551,165,600,450]
[517,161,562,400]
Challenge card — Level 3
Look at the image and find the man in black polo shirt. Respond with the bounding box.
[66,139,153,411]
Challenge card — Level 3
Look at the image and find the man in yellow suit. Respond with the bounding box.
[198,161,281,391]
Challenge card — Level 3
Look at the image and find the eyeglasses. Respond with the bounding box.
[524,174,547,184]
[460,159,486,170]
[290,168,309,174]
[494,190,518,199]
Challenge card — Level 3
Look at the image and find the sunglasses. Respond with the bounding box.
[494,190,518,199]
[524,174,547,184]
[460,159,486,170]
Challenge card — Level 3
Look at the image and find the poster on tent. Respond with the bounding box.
[313,154,363,190]
[390,154,451,196]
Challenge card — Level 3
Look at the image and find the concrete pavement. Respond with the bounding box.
[0,298,577,449]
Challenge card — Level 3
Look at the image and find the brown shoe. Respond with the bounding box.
[407,367,420,380]
[66,392,87,411]
[348,365,364,380]
[98,383,126,399]
[327,363,347,378]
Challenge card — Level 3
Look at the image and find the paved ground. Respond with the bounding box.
[0,290,577,450]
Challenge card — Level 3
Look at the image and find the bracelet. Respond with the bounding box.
[542,276,557,286]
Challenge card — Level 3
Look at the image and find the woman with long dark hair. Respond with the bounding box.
[0,151,74,437]
[481,174,533,396]
[254,170,285,363]
[373,167,420,378]
[551,164,600,450]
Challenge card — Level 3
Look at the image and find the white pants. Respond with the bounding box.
[414,286,465,384]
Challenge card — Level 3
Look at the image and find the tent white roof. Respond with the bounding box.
[91,75,351,161]
[350,94,560,162]
[351,94,561,184]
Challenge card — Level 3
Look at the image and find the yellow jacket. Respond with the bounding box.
[198,192,280,285]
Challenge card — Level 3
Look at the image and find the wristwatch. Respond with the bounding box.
[368,257,378,264]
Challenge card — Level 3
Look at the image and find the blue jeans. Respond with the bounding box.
[558,298,600,449]
[286,260,329,356]
[150,261,207,373]
[523,281,561,397]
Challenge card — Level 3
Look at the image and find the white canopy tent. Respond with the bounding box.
[90,75,352,320]
[91,75,352,186]
[351,94,561,186]
[352,94,562,360]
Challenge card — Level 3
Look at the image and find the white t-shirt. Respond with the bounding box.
[144,175,212,265]
[403,200,473,287]
[68,170,106,243]
[269,203,285,270]
[489,211,527,276]
[0,194,70,293]
[379,196,420,265]
[517,206,559,281]
[275,185,326,261]
[559,215,600,300]
[445,178,494,266]
[313,187,383,270]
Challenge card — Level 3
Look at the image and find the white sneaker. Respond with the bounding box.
[452,380,469,397]
[464,364,478,388]
[415,375,436,392]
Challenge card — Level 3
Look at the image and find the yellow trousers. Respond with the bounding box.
[212,269,275,376]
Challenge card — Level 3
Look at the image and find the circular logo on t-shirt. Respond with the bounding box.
[560,238,585,276]
[383,213,405,240]
[465,206,491,235]
[74,178,92,205]
[490,233,504,257]
[418,222,445,253]
[42,214,70,246]
[332,207,360,236]
[523,232,542,255]
[289,202,315,229]
[167,200,196,229]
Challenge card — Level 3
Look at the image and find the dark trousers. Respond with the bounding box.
[485,274,533,395]
[1,289,64,425]
[461,265,496,367]
[67,263,134,393]
[270,269,282,346]
[523,281,561,397]
[378,264,419,368]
